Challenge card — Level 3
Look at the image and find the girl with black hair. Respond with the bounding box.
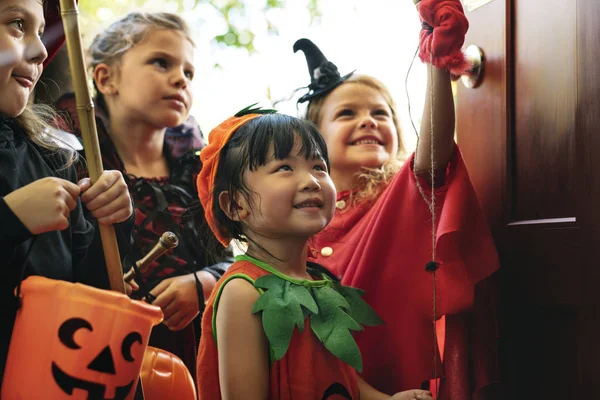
[195,108,433,400]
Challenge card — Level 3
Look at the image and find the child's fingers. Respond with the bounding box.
[125,279,140,296]
[84,175,132,221]
[63,189,78,213]
[56,180,79,214]
[58,178,83,199]
[89,192,130,219]
[129,279,140,291]
[149,281,176,309]
[161,297,181,320]
[415,391,433,400]
[77,177,91,192]
[80,171,124,203]
[164,310,187,332]
[97,208,132,225]
[81,176,120,207]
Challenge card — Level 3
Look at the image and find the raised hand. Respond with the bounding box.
[149,273,200,331]
[417,0,470,75]
[79,170,133,225]
[4,177,81,234]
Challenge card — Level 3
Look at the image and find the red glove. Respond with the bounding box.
[417,0,470,75]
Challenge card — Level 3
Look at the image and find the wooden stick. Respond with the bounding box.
[59,0,126,294]
[123,232,179,283]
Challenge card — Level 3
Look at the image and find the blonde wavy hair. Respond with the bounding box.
[13,100,78,168]
[306,74,406,205]
[87,12,194,110]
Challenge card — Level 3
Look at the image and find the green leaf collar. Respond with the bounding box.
[236,254,383,372]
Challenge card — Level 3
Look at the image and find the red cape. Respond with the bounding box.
[310,147,500,397]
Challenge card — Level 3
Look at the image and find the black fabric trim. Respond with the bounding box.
[0,196,32,244]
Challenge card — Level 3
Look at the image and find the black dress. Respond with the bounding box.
[56,94,232,380]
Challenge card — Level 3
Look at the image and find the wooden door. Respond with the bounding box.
[456,0,600,398]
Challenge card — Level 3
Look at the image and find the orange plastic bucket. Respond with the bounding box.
[2,276,163,400]
[140,346,197,400]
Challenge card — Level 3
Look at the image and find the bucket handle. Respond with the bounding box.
[14,236,39,309]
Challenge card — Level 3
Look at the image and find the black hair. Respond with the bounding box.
[211,113,329,246]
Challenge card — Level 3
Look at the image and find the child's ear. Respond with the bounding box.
[93,63,118,96]
[218,191,249,221]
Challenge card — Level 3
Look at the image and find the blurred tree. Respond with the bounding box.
[37,0,322,105]
[79,0,322,53]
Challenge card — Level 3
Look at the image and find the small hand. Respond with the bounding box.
[389,389,433,400]
[4,177,80,234]
[125,279,139,296]
[79,170,132,225]
[149,273,200,331]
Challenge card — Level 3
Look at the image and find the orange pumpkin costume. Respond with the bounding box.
[196,258,362,400]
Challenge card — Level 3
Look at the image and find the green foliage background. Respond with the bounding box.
[79,0,322,53]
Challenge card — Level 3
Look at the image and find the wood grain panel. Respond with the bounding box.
[456,1,591,399]
[504,306,579,399]
[504,222,581,307]
[513,0,576,220]
[576,1,600,397]
[456,0,507,233]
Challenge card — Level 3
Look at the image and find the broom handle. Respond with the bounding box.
[59,0,126,294]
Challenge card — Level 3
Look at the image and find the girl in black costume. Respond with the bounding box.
[56,12,232,379]
[0,0,134,385]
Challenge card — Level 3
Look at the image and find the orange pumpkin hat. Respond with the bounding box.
[196,105,276,247]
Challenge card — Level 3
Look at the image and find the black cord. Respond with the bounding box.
[15,235,39,309]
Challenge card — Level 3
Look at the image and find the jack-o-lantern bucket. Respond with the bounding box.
[140,346,197,400]
[2,276,163,400]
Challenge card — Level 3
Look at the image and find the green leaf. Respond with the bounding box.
[267,0,284,8]
[310,286,364,372]
[260,300,296,360]
[234,103,278,117]
[335,284,384,327]
[252,275,318,360]
[243,259,382,372]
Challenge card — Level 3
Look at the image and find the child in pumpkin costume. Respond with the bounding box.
[195,107,433,399]
[0,0,134,385]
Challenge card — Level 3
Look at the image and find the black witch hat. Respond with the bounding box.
[294,38,354,104]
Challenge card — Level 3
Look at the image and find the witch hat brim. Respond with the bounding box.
[294,38,354,103]
[42,0,76,68]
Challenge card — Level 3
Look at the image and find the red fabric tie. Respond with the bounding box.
[417,0,470,75]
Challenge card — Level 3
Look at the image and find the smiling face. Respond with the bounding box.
[315,82,399,191]
[0,0,48,117]
[239,137,336,242]
[105,28,195,129]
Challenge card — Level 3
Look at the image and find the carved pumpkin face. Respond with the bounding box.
[1,277,163,400]
[51,318,142,399]
[322,383,353,400]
